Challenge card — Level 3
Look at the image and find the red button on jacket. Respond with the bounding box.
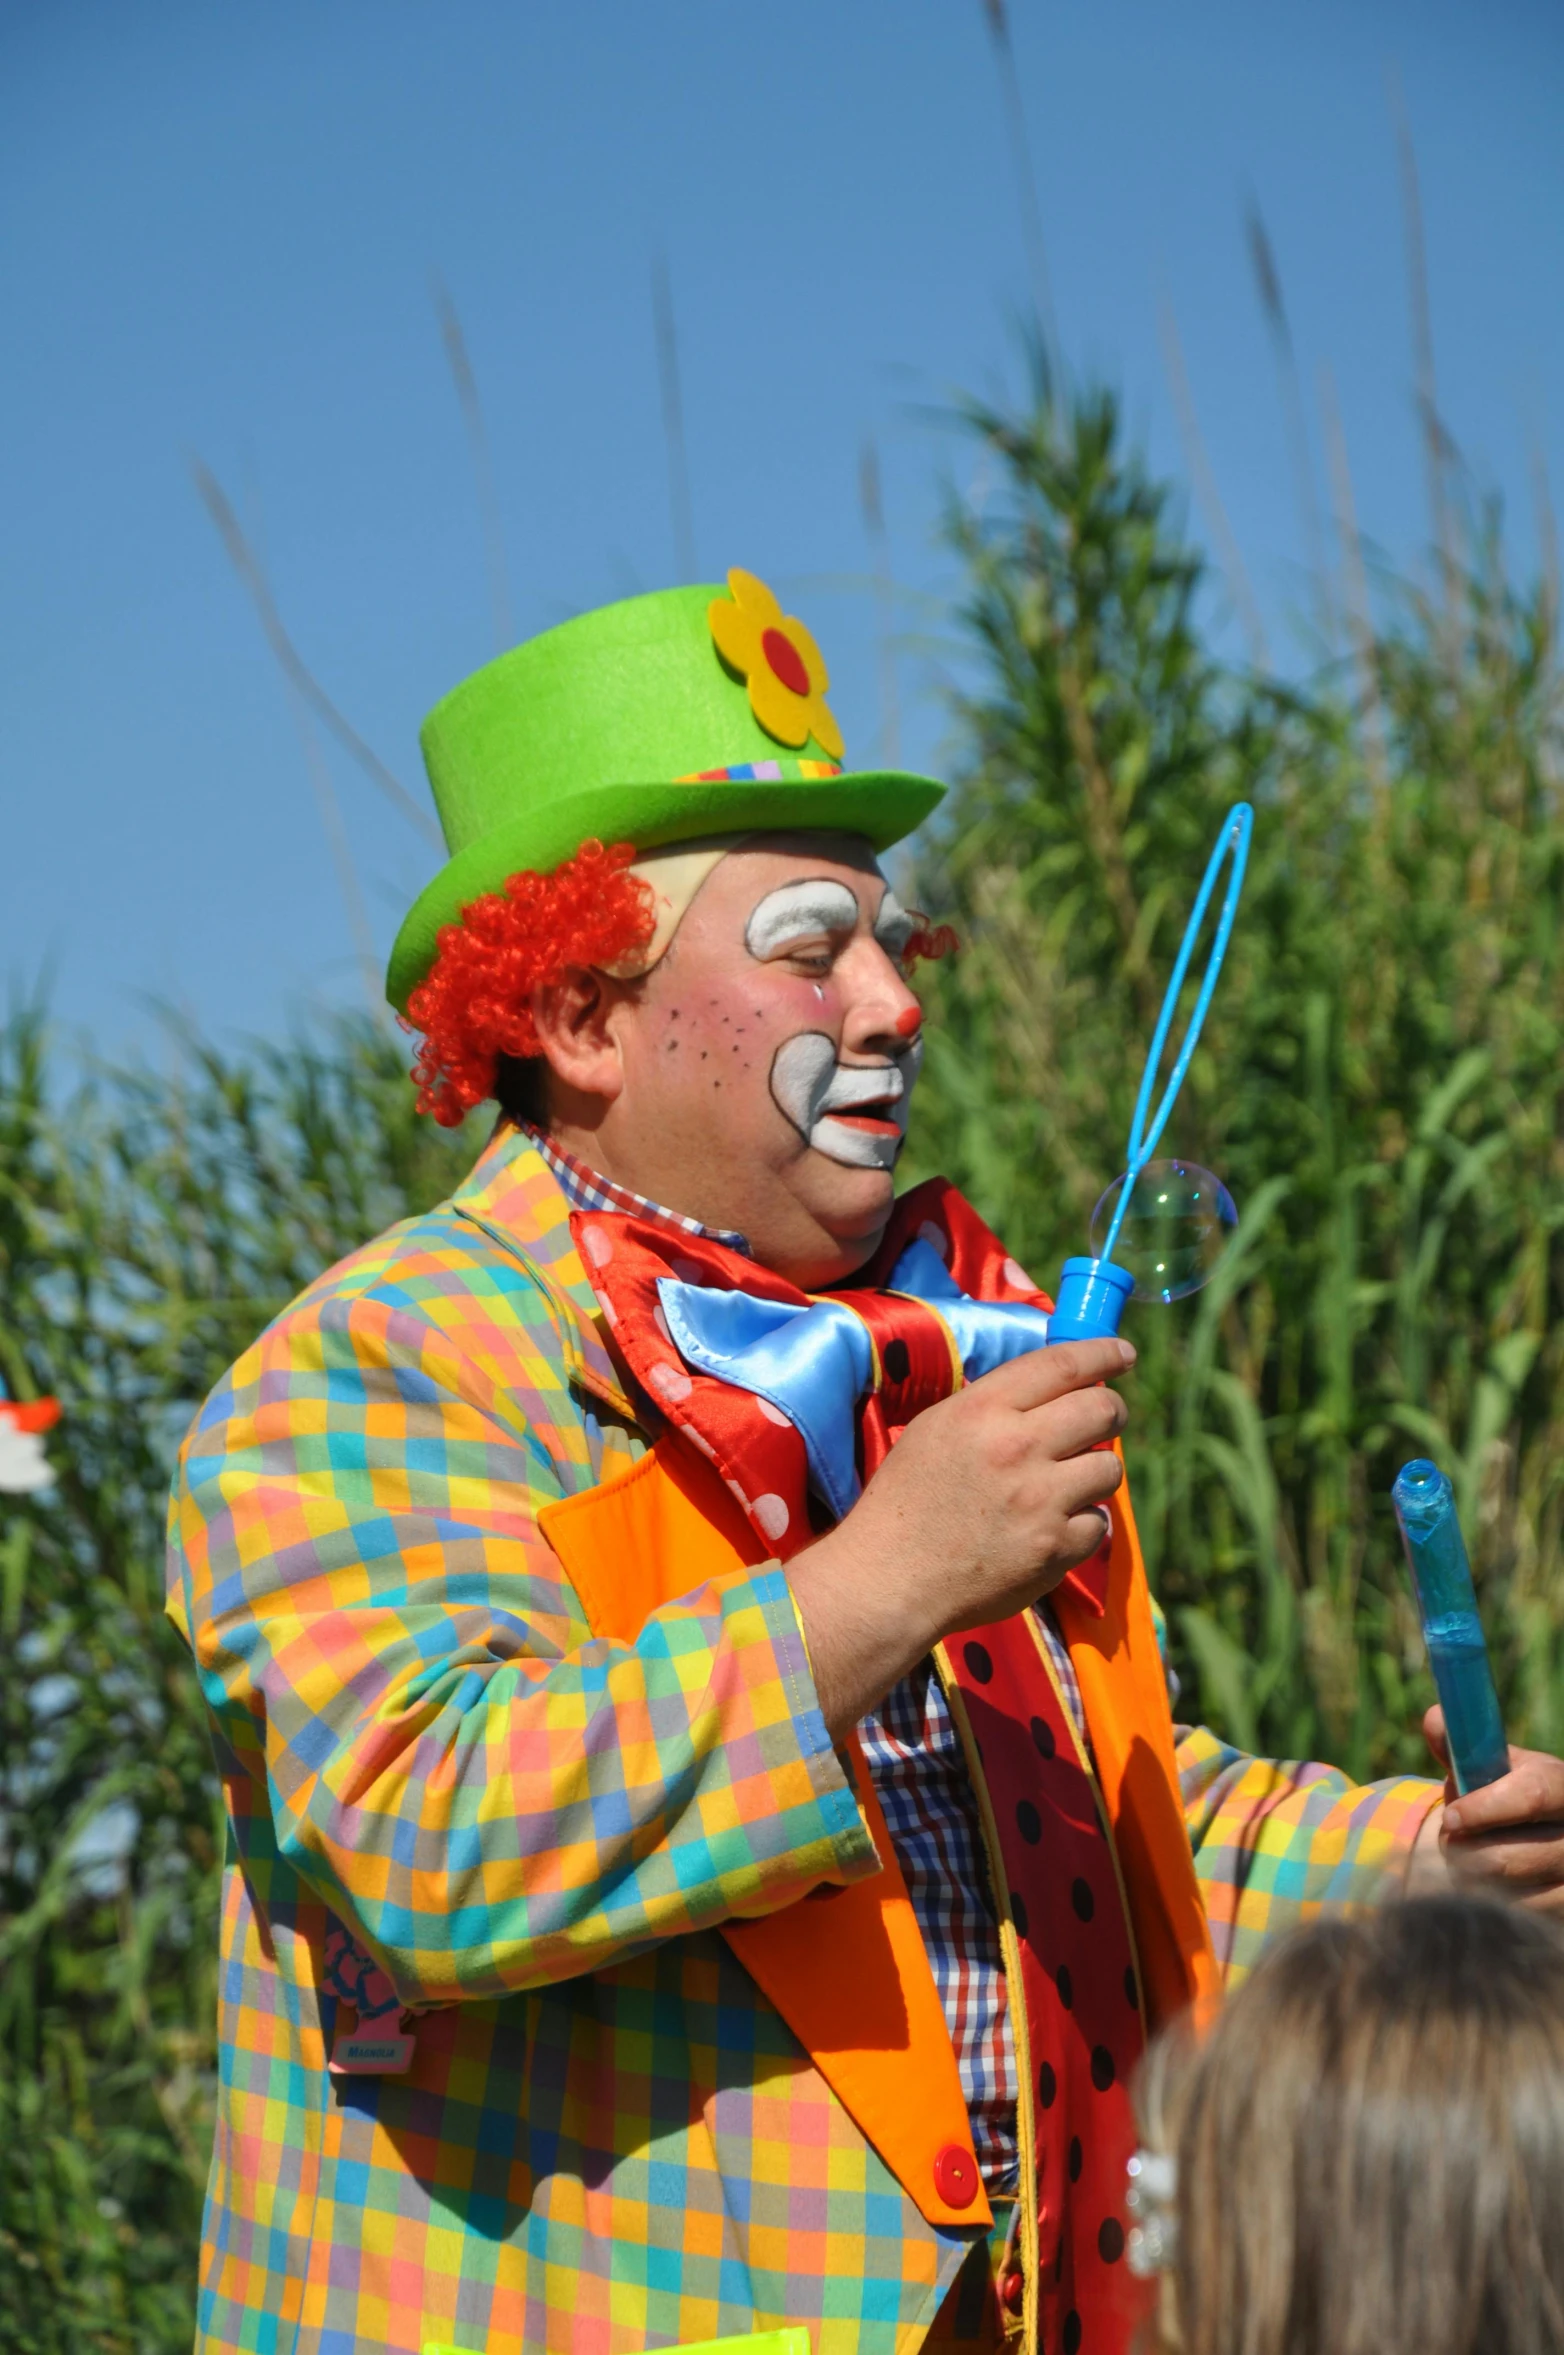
[933,2144,979,2209]
[1001,2269,1026,2315]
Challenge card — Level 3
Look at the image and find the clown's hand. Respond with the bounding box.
[1418,1705,1564,1917]
[788,1335,1132,1742]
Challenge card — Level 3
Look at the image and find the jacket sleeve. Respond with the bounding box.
[166,1263,878,2007]
[1134,1591,1439,1983]
[1175,1723,1441,1985]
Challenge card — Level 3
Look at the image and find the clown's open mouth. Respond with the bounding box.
[827,1092,903,1137]
[769,1032,923,1170]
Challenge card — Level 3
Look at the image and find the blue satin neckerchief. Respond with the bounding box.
[656,1238,1051,1521]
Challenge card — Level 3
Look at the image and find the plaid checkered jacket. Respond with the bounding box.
[167,1125,1438,2355]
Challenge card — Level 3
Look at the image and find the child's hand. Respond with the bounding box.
[1422,1705,1564,1917]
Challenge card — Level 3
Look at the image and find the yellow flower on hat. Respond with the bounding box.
[707,568,845,760]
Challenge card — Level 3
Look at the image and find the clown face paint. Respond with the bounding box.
[769,1028,924,1169]
[741,873,918,969]
[743,877,861,962]
[743,873,925,1170]
[872,888,917,962]
[542,836,926,1288]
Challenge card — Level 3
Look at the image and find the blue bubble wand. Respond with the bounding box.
[1049,802,1253,1344]
[1391,1458,1510,1795]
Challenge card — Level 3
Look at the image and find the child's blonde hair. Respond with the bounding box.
[1139,1895,1564,2355]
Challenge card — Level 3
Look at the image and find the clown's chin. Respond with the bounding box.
[809,1116,904,1171]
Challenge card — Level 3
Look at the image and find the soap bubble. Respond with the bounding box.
[1089,1160,1237,1303]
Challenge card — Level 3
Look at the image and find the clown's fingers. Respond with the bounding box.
[978,1336,1136,1411]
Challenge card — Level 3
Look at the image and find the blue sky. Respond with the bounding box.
[3,1,1560,1058]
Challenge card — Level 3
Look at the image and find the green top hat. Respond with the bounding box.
[386,570,945,1012]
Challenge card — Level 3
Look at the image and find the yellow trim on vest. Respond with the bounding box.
[937,1652,1043,2355]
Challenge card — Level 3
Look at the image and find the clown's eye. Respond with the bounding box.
[786,939,837,974]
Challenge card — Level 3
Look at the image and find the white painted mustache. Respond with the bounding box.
[769,1031,924,1169]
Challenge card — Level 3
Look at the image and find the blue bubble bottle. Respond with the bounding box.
[1048,804,1252,1345]
[1391,1458,1510,1795]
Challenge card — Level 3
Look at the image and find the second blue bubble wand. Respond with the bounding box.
[1049,802,1254,1344]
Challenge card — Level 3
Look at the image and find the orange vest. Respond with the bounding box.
[538,1434,1217,2242]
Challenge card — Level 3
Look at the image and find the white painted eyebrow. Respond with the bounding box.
[873,888,916,957]
[744,878,862,961]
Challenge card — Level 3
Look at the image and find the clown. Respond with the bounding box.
[169,570,1564,2355]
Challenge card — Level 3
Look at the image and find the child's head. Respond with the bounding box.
[1138,1895,1564,2355]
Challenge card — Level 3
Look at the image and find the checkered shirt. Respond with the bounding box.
[525,1122,749,1251]
[168,1121,1440,2355]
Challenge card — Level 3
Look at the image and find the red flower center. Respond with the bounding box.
[761,626,810,697]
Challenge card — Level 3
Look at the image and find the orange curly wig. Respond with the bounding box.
[406,840,655,1127]
[405,840,959,1127]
